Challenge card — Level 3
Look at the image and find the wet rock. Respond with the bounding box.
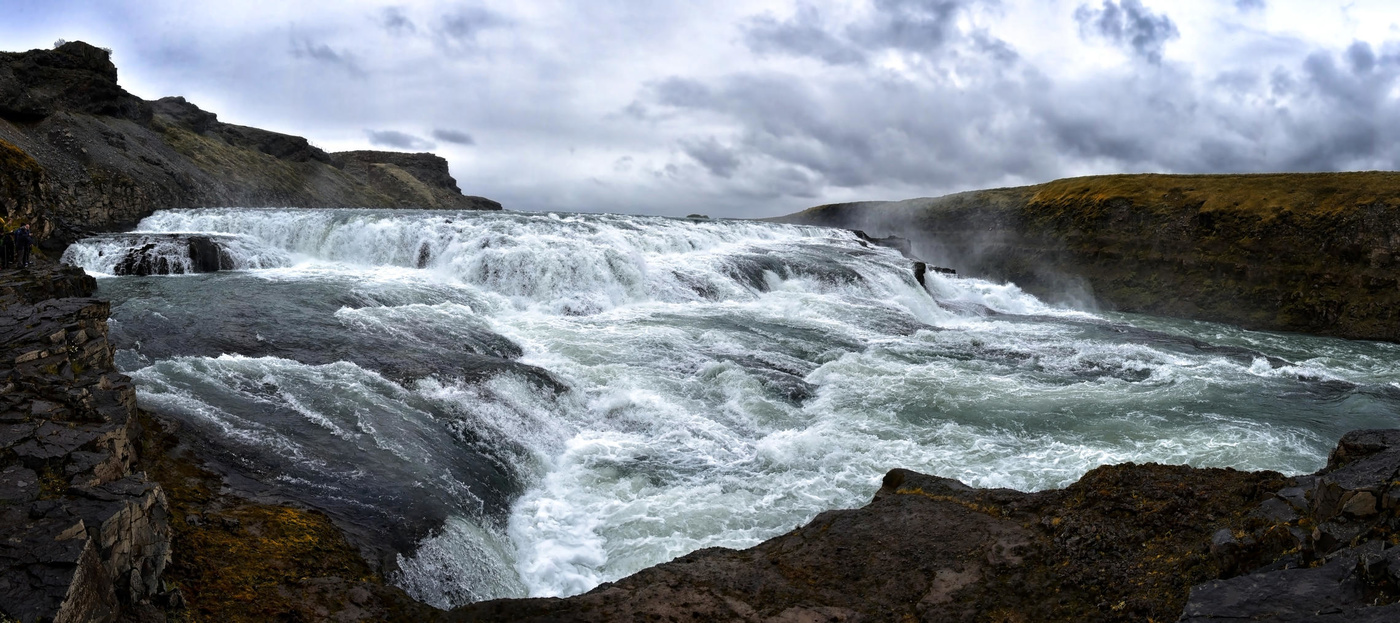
[0,465,38,503]
[851,229,914,259]
[1179,550,1367,622]
[450,463,1287,622]
[187,235,234,273]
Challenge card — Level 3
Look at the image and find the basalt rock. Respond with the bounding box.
[1,262,444,622]
[110,235,236,276]
[0,42,151,124]
[782,173,1400,341]
[0,264,172,622]
[333,151,502,211]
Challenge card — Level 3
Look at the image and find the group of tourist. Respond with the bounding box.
[0,221,34,269]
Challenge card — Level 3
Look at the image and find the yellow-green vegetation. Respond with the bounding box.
[1031,172,1400,219]
[0,138,42,174]
[372,163,444,208]
[36,466,68,500]
[894,486,1006,517]
[136,412,398,623]
[0,138,43,224]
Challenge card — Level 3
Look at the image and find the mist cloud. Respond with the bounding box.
[432,129,476,145]
[366,130,435,150]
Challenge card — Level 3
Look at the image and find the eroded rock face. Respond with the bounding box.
[332,151,503,210]
[0,42,151,124]
[109,235,236,276]
[0,41,502,253]
[0,265,173,622]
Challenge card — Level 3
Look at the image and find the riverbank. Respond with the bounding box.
[778,173,1400,341]
[0,260,438,622]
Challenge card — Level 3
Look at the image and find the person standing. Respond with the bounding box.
[14,223,33,268]
[0,224,12,269]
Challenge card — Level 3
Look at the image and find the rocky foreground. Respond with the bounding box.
[780,174,1400,342]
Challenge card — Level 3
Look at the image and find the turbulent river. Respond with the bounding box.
[63,208,1400,608]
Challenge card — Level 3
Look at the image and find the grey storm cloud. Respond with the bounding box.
[290,36,366,77]
[1074,0,1180,64]
[682,137,742,178]
[366,130,436,150]
[379,6,417,36]
[432,129,476,145]
[17,1,1400,218]
[743,0,993,66]
[439,7,507,44]
[745,5,867,65]
[645,2,1400,206]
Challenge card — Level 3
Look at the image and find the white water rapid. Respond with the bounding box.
[63,208,1400,608]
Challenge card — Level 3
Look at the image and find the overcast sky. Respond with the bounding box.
[4,0,1400,217]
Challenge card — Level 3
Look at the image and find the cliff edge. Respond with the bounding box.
[0,41,500,251]
[779,173,1400,342]
[450,431,1400,622]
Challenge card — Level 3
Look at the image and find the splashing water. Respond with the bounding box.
[64,208,1400,606]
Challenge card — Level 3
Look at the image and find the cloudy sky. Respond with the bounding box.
[4,0,1400,217]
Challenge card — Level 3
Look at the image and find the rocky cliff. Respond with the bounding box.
[779,173,1400,341]
[0,41,499,251]
[0,265,173,622]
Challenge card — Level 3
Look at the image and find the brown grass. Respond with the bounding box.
[1029,172,1400,219]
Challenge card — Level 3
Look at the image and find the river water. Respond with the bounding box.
[62,208,1400,608]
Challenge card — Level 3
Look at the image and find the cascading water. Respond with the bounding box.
[63,207,1400,607]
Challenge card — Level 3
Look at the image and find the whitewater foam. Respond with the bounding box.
[69,208,1400,607]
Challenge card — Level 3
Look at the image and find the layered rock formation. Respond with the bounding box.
[779,173,1400,341]
[0,41,499,251]
[0,265,173,622]
[450,430,1400,622]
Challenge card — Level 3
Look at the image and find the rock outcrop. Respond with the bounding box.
[0,41,500,252]
[780,173,1400,341]
[0,41,151,124]
[450,430,1400,622]
[333,151,502,211]
[0,265,173,622]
